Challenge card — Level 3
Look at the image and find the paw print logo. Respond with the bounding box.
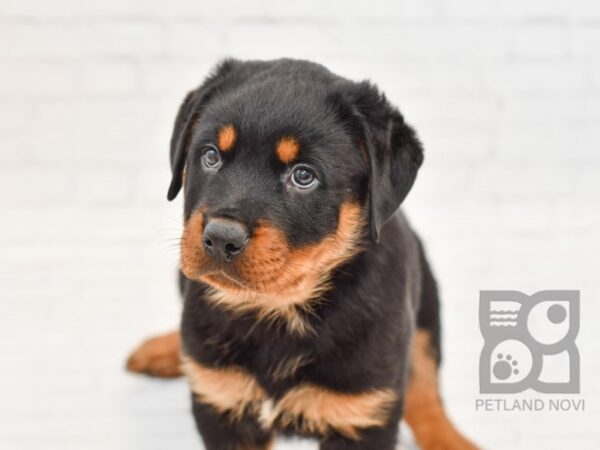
[493,354,518,380]
[479,291,579,394]
[487,339,531,385]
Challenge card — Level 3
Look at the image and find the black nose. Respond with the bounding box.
[203,219,249,262]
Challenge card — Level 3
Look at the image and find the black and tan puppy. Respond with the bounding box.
[127,58,478,450]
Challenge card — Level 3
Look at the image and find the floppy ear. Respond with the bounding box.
[167,91,199,201]
[167,59,239,201]
[333,81,424,242]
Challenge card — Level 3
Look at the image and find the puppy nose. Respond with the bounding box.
[203,219,249,262]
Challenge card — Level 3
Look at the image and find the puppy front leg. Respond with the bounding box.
[404,330,479,450]
[192,399,273,450]
[319,419,400,450]
[126,330,182,378]
[183,356,272,449]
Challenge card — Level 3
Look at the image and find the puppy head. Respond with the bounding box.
[168,59,423,308]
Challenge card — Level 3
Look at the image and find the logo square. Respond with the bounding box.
[479,290,580,394]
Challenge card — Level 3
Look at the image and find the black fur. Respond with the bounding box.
[172,58,442,450]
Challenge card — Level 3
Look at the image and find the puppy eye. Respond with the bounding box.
[290,166,318,189]
[202,146,221,169]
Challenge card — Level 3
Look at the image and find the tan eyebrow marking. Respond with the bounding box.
[276,136,300,163]
[217,124,237,152]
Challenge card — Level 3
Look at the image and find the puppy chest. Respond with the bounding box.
[181,356,397,439]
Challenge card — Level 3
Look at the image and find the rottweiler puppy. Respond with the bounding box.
[127,58,478,450]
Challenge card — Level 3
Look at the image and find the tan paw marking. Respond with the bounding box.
[126,331,182,378]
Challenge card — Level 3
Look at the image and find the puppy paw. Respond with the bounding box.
[126,331,183,378]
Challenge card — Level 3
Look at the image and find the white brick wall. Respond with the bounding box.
[0,1,598,449]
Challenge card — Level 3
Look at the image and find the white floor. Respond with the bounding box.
[1,196,598,449]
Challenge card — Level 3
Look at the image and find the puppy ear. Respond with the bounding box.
[167,59,239,201]
[332,81,424,242]
[167,91,199,201]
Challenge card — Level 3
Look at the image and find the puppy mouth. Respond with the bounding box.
[181,202,364,298]
[202,268,247,289]
[181,252,249,287]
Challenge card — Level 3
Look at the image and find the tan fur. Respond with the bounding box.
[182,356,267,421]
[405,331,479,450]
[275,136,299,163]
[204,289,315,335]
[181,208,207,278]
[261,384,396,439]
[181,202,364,334]
[218,124,237,152]
[357,142,369,165]
[182,354,394,440]
[126,331,182,378]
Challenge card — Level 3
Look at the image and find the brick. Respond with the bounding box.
[572,26,600,58]
[134,166,173,204]
[0,0,267,19]
[0,22,165,58]
[81,61,139,95]
[263,0,439,19]
[333,23,511,60]
[0,101,32,132]
[0,62,77,98]
[76,21,166,56]
[422,62,484,94]
[74,168,133,204]
[512,24,570,58]
[29,99,161,164]
[166,22,228,57]
[0,168,73,205]
[227,23,339,60]
[495,124,600,163]
[421,125,495,163]
[0,0,96,18]
[498,94,595,126]
[0,135,28,163]
[472,166,577,199]
[438,0,501,19]
[405,95,498,129]
[144,0,267,19]
[482,62,587,94]
[501,0,582,19]
[141,60,214,94]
